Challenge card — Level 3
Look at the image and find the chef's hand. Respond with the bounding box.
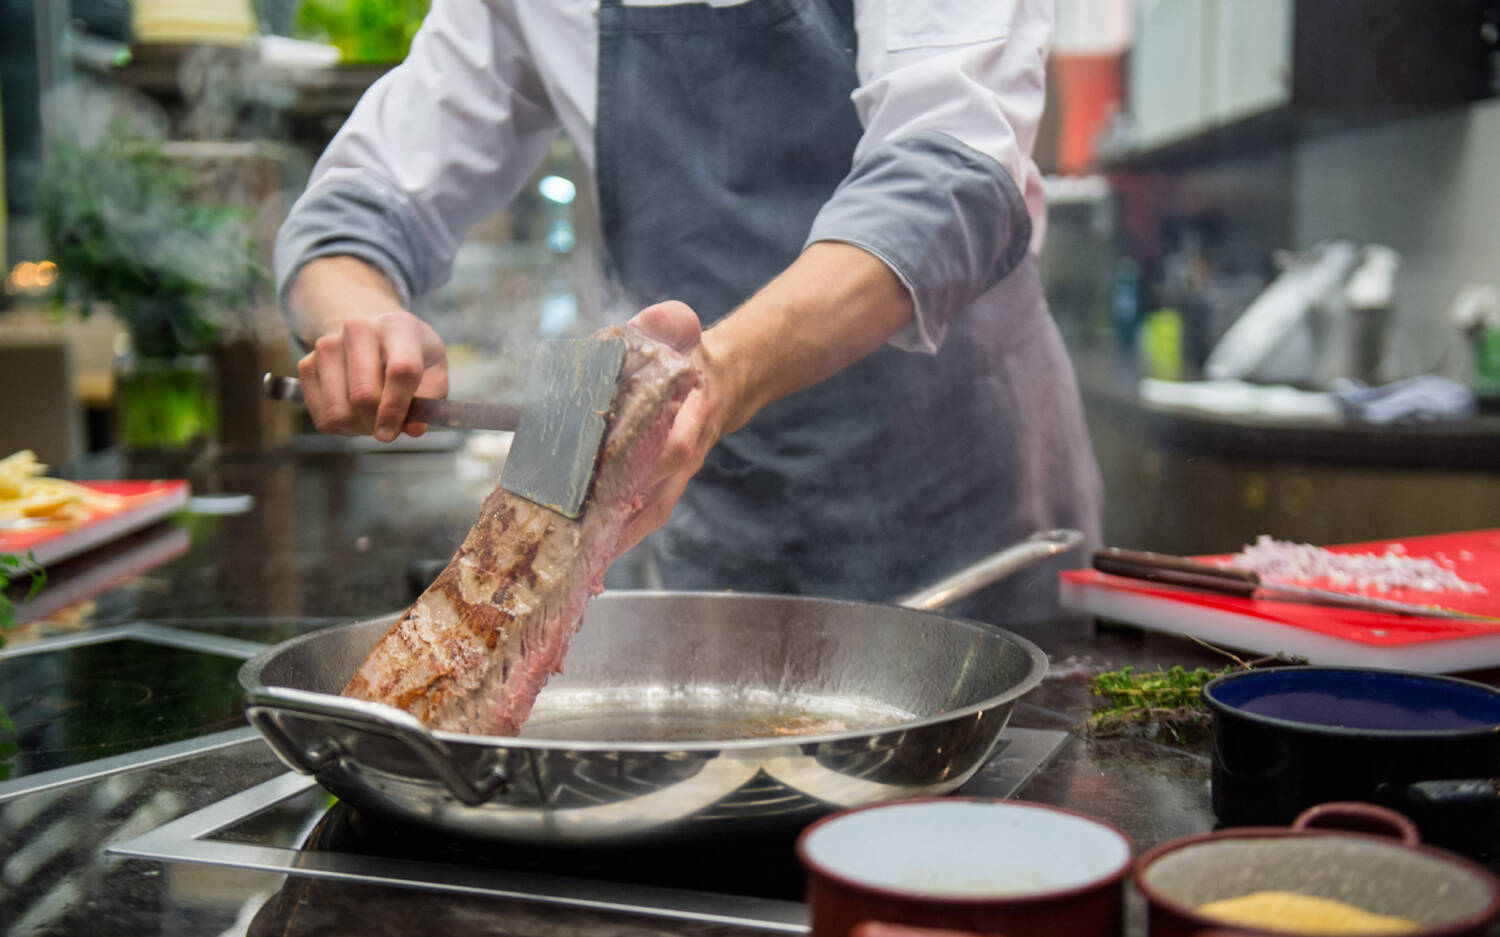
[616,300,732,555]
[613,243,913,555]
[289,256,450,442]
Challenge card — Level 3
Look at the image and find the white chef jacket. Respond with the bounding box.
[276,0,1053,354]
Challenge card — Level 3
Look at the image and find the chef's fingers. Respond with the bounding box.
[617,387,713,554]
[627,301,701,354]
[373,319,425,443]
[341,317,386,436]
[617,472,689,557]
[303,335,360,436]
[295,351,334,432]
[404,354,451,439]
[658,382,717,480]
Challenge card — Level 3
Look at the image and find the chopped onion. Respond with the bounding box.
[1223,535,1487,595]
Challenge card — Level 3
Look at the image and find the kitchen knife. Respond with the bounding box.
[261,337,626,519]
[263,373,523,431]
[1093,546,1500,623]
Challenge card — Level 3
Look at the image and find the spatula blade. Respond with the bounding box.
[500,338,627,518]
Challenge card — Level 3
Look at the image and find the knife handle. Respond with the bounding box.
[262,373,520,431]
[1092,547,1261,597]
[264,373,426,428]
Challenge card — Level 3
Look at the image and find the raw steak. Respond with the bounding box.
[342,325,698,735]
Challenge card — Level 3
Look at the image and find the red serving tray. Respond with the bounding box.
[1059,529,1500,674]
[0,479,191,567]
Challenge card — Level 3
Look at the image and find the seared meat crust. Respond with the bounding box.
[342,326,698,735]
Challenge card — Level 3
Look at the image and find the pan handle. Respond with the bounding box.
[895,528,1085,612]
[245,685,509,807]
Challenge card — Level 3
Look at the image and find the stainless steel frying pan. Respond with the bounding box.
[239,530,1079,846]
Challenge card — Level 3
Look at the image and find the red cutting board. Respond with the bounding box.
[1059,529,1500,674]
[0,479,190,567]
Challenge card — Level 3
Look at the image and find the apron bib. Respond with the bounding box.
[595,0,1101,623]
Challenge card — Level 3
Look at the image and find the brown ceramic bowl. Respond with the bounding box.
[1134,802,1500,937]
[795,798,1133,937]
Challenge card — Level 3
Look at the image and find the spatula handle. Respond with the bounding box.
[1093,547,1261,598]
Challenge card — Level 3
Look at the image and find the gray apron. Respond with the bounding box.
[595,0,1102,625]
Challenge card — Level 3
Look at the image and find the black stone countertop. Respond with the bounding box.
[3,439,1496,936]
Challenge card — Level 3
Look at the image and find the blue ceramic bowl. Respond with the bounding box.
[1202,667,1500,859]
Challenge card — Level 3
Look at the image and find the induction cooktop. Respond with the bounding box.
[0,624,266,801]
[110,727,1069,932]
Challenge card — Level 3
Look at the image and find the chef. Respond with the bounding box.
[276,0,1102,624]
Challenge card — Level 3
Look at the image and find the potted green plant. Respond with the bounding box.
[38,120,265,461]
[294,0,431,63]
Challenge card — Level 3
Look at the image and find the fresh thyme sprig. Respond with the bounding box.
[1087,641,1301,742]
[1092,664,1227,713]
[1088,664,1231,736]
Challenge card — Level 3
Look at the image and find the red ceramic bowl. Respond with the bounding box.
[795,798,1133,937]
[1134,802,1500,937]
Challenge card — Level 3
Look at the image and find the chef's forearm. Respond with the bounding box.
[701,242,914,435]
[285,255,408,346]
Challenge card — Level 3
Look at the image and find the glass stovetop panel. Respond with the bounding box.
[110,728,1067,930]
[192,728,1070,912]
[215,783,811,900]
[0,637,247,782]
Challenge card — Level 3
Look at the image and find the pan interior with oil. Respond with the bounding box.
[520,685,915,742]
[239,592,1050,844]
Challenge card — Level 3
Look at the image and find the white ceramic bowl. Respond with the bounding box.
[796,798,1133,937]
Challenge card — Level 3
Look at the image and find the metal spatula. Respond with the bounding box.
[263,337,625,518]
[500,337,626,518]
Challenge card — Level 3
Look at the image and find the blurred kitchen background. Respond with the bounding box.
[3,0,1499,559]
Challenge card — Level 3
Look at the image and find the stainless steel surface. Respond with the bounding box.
[898,528,1085,611]
[240,589,1049,846]
[262,373,523,432]
[108,728,1069,932]
[0,622,269,661]
[261,374,302,403]
[113,772,812,934]
[0,727,258,804]
[499,337,627,518]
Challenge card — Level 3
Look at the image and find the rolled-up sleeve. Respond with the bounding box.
[274,0,560,313]
[806,0,1051,353]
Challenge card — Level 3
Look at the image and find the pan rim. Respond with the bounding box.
[238,589,1050,753]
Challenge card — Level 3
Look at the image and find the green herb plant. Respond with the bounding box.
[40,120,265,449]
[39,120,264,362]
[0,552,43,779]
[0,552,45,648]
[296,0,431,63]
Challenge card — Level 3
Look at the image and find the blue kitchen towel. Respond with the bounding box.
[1331,376,1477,424]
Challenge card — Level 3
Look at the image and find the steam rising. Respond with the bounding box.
[38,83,266,358]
